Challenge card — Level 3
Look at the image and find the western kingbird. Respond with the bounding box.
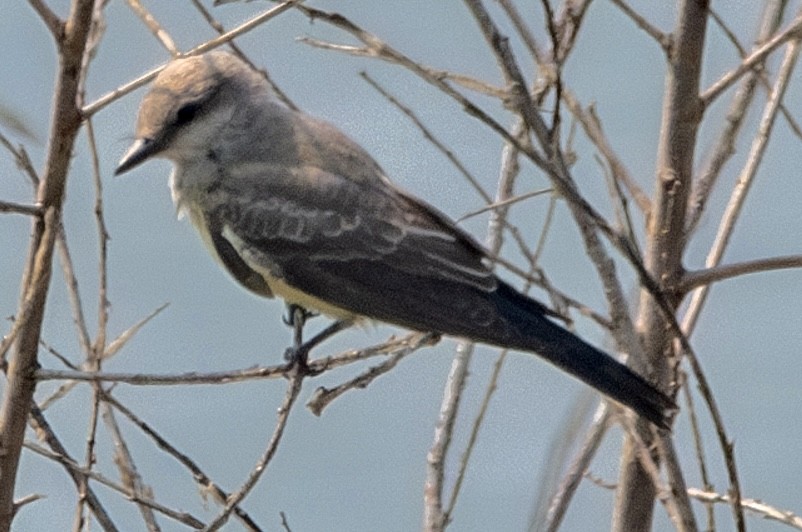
[116,51,674,428]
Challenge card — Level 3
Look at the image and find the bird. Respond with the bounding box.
[116,51,674,429]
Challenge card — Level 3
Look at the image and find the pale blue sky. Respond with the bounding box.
[2,2,801,531]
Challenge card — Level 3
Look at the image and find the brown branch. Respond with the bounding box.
[0,200,41,216]
[189,0,298,111]
[204,370,305,530]
[683,379,716,530]
[562,92,652,215]
[306,349,409,416]
[28,0,64,39]
[687,3,787,236]
[620,0,710,530]
[103,393,263,530]
[609,0,671,51]
[540,405,612,531]
[687,488,802,530]
[701,13,802,105]
[125,0,178,55]
[423,343,474,531]
[101,404,160,530]
[0,0,97,519]
[81,0,302,116]
[24,439,203,528]
[28,405,119,531]
[681,255,802,292]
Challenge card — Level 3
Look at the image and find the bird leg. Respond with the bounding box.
[283,305,352,370]
[283,304,314,364]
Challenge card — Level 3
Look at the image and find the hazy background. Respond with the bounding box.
[1,1,800,530]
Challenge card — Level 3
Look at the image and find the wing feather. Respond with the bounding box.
[204,164,498,322]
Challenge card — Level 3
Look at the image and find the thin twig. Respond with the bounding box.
[28,0,64,39]
[24,440,204,528]
[682,34,802,531]
[125,0,178,56]
[189,0,298,110]
[104,392,263,530]
[0,200,41,216]
[444,350,508,523]
[0,130,40,185]
[540,405,611,532]
[683,378,715,531]
[683,25,802,334]
[686,2,787,235]
[609,0,672,51]
[203,370,306,531]
[102,404,161,531]
[423,342,473,531]
[457,188,552,222]
[81,0,303,116]
[687,488,802,530]
[657,433,698,531]
[497,0,545,64]
[36,365,288,386]
[701,13,802,105]
[562,93,651,215]
[359,72,492,202]
[306,349,409,415]
[681,255,802,292]
[104,303,169,359]
[28,405,119,531]
[55,226,93,359]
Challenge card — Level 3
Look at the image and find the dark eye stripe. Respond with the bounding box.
[175,102,202,126]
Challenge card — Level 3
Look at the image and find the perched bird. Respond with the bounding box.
[117,51,674,429]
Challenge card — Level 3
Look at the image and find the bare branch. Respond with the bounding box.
[609,0,671,51]
[24,439,204,528]
[681,255,802,292]
[0,200,41,216]
[103,303,169,359]
[125,0,178,56]
[620,0,710,528]
[540,405,612,531]
[11,493,44,518]
[28,0,64,39]
[102,404,160,530]
[687,3,787,235]
[0,131,40,186]
[687,488,802,530]
[204,370,305,530]
[683,31,801,335]
[682,379,715,530]
[81,0,303,116]
[444,350,508,523]
[701,13,802,105]
[28,405,119,531]
[423,343,473,531]
[0,0,99,519]
[306,349,409,416]
[457,188,552,222]
[563,92,652,215]
[103,393,263,530]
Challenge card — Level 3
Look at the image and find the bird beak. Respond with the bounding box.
[115,138,160,175]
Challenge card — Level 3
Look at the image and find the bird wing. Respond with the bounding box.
[202,162,527,333]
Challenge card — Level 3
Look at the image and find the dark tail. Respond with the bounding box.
[490,283,675,429]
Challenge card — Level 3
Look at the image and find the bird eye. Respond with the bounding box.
[175,102,201,126]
